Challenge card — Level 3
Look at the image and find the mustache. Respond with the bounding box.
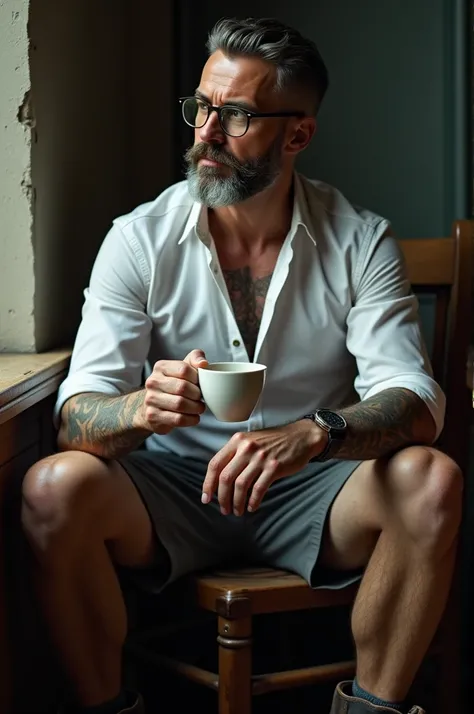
[185,143,242,170]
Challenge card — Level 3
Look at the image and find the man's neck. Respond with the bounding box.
[208,172,294,253]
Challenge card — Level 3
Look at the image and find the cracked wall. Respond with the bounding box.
[1,1,174,352]
[0,0,35,351]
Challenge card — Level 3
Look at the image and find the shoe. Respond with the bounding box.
[330,681,425,713]
[119,692,145,713]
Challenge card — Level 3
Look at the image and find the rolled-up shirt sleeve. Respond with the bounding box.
[346,227,446,440]
[54,221,152,427]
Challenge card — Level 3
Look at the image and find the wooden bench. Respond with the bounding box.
[127,220,473,714]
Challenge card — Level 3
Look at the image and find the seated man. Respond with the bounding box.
[22,16,461,714]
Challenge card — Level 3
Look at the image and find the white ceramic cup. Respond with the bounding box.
[197,362,267,422]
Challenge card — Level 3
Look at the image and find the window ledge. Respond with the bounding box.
[0,349,71,425]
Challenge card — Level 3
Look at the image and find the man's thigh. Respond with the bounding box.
[248,457,362,588]
[317,457,381,572]
[119,450,248,591]
[318,445,455,572]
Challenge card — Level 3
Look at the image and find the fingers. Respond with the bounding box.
[143,408,201,432]
[144,388,205,416]
[219,455,273,516]
[215,439,265,515]
[230,461,264,516]
[202,443,235,507]
[184,349,208,369]
[247,469,276,512]
[147,361,202,398]
[148,359,201,389]
[146,369,202,407]
[202,434,276,516]
[143,353,208,433]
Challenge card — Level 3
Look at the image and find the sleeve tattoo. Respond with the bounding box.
[331,387,436,461]
[58,391,151,459]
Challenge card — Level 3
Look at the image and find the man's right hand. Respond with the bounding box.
[135,349,209,435]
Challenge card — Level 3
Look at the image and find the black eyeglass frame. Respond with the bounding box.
[179,96,305,137]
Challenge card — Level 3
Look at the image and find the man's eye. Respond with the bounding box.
[224,108,246,121]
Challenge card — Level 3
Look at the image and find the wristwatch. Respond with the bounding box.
[303,409,347,462]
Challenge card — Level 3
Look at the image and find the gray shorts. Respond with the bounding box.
[119,450,362,592]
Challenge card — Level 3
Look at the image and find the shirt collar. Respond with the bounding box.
[178,172,317,246]
[178,199,205,245]
[290,172,317,246]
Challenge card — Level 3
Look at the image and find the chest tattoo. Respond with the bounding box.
[222,267,273,360]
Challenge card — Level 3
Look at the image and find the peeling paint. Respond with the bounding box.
[17,88,36,128]
[20,164,33,206]
[0,0,36,351]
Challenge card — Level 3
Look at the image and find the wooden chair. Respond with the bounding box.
[126,220,473,714]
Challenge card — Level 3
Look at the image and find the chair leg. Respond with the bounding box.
[216,596,252,714]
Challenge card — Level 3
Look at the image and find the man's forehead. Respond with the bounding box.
[199,50,277,105]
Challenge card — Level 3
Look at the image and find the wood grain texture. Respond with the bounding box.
[0,349,71,396]
[0,349,71,425]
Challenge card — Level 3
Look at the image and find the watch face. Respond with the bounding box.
[318,409,346,430]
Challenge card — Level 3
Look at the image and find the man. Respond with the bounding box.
[22,16,461,714]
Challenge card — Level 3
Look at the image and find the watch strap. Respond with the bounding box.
[303,411,344,462]
[309,432,333,462]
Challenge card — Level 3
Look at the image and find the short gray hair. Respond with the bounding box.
[207,17,329,115]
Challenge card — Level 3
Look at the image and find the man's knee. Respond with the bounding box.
[22,451,107,563]
[387,446,463,551]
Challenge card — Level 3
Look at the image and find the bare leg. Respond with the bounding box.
[22,451,156,707]
[320,446,462,702]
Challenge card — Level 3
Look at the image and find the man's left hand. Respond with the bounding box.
[201,420,327,516]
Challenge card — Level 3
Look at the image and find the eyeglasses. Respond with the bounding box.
[179,96,305,138]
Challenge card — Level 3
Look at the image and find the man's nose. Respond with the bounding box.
[198,110,225,144]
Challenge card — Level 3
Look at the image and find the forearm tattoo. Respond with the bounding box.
[58,391,150,459]
[332,387,434,460]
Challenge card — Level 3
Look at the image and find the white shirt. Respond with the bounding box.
[55,173,445,460]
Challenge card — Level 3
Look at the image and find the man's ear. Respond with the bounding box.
[285,117,316,155]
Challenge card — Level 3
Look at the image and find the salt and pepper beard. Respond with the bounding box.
[185,135,284,208]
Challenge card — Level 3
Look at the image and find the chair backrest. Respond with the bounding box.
[398,220,473,473]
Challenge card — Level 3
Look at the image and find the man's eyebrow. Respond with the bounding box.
[194,89,258,113]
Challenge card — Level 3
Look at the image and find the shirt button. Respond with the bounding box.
[232,339,240,347]
[213,267,218,274]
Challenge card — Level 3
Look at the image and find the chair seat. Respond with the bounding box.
[192,566,358,616]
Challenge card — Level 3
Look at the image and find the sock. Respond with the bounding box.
[352,678,406,713]
[76,691,130,714]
